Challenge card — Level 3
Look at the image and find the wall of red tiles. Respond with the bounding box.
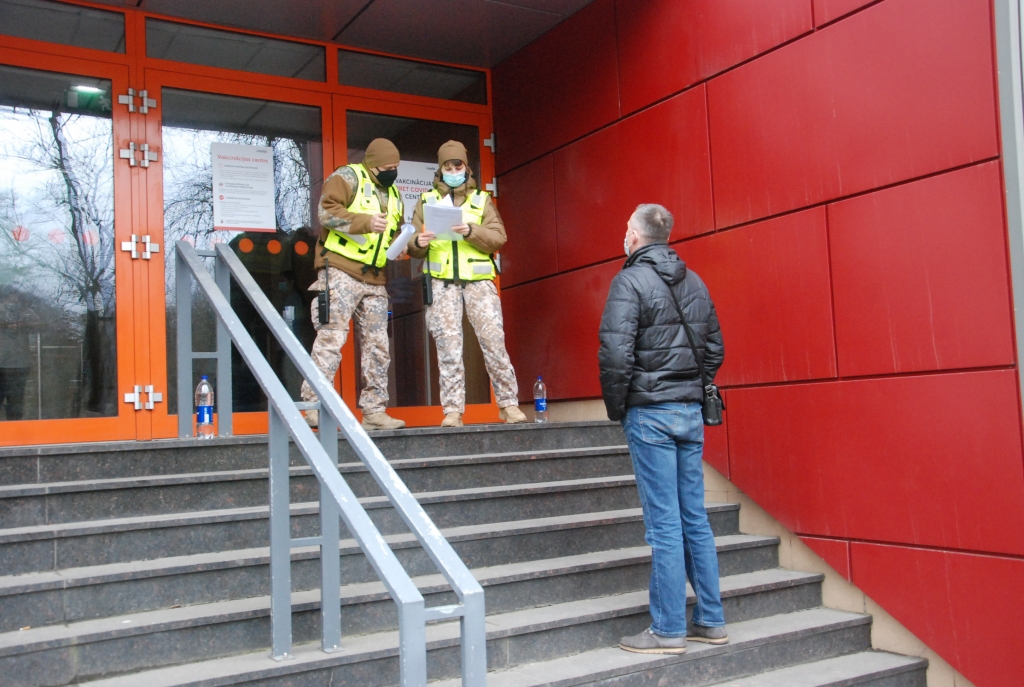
[493,0,1022,684]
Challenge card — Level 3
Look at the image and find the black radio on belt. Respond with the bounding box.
[422,273,433,306]
[318,264,331,325]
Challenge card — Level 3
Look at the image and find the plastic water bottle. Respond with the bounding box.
[533,376,548,423]
[195,376,215,439]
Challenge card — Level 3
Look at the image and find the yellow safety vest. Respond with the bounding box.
[322,163,402,269]
[422,188,496,282]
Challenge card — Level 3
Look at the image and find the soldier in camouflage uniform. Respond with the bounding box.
[301,138,406,431]
[408,141,527,427]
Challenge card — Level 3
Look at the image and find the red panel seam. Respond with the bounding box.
[498,19,816,177]
[823,205,840,376]
[502,157,1002,292]
[691,157,1002,237]
[795,533,1024,562]
[703,83,718,232]
[719,364,1017,391]
[812,0,888,31]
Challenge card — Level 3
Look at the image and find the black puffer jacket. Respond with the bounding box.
[598,243,724,422]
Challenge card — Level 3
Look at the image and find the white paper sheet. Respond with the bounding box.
[424,204,465,242]
[385,224,416,260]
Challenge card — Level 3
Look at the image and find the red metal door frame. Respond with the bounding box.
[0,48,138,446]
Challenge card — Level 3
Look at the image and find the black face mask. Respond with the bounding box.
[375,168,398,188]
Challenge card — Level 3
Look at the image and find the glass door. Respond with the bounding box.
[0,51,137,446]
[333,96,499,426]
[143,69,333,438]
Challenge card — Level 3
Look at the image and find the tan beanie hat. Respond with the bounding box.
[438,140,468,166]
[362,138,400,169]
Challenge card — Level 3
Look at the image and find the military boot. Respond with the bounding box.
[441,412,463,427]
[361,412,406,431]
[499,405,527,424]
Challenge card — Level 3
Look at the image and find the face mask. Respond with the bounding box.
[443,171,466,188]
[624,231,633,257]
[375,168,398,188]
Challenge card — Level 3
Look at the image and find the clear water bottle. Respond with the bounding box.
[195,375,215,439]
[533,376,548,423]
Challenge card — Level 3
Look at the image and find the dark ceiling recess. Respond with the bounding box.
[82,0,596,68]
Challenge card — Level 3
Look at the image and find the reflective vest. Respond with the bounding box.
[422,188,496,282]
[322,163,402,269]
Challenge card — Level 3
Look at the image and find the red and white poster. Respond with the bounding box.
[212,142,276,232]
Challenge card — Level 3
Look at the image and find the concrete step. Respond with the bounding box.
[3,574,829,687]
[0,422,625,486]
[77,607,869,687]
[0,530,779,632]
[0,447,633,528]
[704,652,928,687]
[2,477,723,575]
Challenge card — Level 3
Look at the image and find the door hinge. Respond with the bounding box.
[125,384,163,410]
[485,177,498,197]
[118,89,158,114]
[484,133,496,153]
[119,142,159,168]
[118,88,137,113]
[139,90,157,114]
[121,234,161,260]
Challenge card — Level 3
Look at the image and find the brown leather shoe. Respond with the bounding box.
[499,405,527,424]
[441,412,464,427]
[360,412,406,431]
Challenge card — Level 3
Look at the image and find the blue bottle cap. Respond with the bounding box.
[201,375,208,380]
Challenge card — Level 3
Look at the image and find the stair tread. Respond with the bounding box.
[78,607,869,687]
[0,446,631,498]
[1,477,699,543]
[0,567,819,656]
[703,651,927,686]
[431,610,877,687]
[0,526,773,596]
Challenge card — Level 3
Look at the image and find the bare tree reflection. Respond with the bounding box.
[0,107,116,417]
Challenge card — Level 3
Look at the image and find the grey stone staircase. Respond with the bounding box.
[0,421,926,686]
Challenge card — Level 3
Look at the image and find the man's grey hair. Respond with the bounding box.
[632,204,674,242]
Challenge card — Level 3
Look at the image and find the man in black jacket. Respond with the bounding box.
[598,204,727,654]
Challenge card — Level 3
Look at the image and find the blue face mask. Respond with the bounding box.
[442,171,466,188]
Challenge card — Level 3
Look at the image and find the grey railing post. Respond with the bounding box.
[215,255,233,436]
[461,587,487,685]
[268,404,293,660]
[176,248,193,439]
[398,600,427,687]
[318,411,342,652]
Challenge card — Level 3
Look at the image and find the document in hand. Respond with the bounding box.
[424,204,466,242]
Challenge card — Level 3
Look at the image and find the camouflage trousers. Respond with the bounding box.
[425,279,519,414]
[301,267,390,415]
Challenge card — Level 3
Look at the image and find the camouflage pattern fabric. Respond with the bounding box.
[425,279,519,414]
[301,267,390,414]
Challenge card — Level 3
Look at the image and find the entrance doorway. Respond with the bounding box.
[0,8,498,446]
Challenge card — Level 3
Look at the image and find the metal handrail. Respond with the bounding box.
[174,241,486,686]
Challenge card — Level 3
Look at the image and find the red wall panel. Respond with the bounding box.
[554,86,714,272]
[707,0,999,228]
[728,370,1024,555]
[851,543,1024,686]
[492,0,620,174]
[498,155,559,287]
[503,260,620,402]
[813,0,878,26]
[703,405,730,479]
[799,536,851,580]
[830,163,1015,377]
[677,208,837,386]
[615,0,813,115]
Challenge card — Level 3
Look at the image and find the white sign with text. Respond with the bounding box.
[212,142,276,232]
[395,161,437,221]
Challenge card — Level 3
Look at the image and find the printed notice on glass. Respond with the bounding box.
[212,142,276,232]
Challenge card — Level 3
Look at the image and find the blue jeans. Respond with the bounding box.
[623,402,725,636]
